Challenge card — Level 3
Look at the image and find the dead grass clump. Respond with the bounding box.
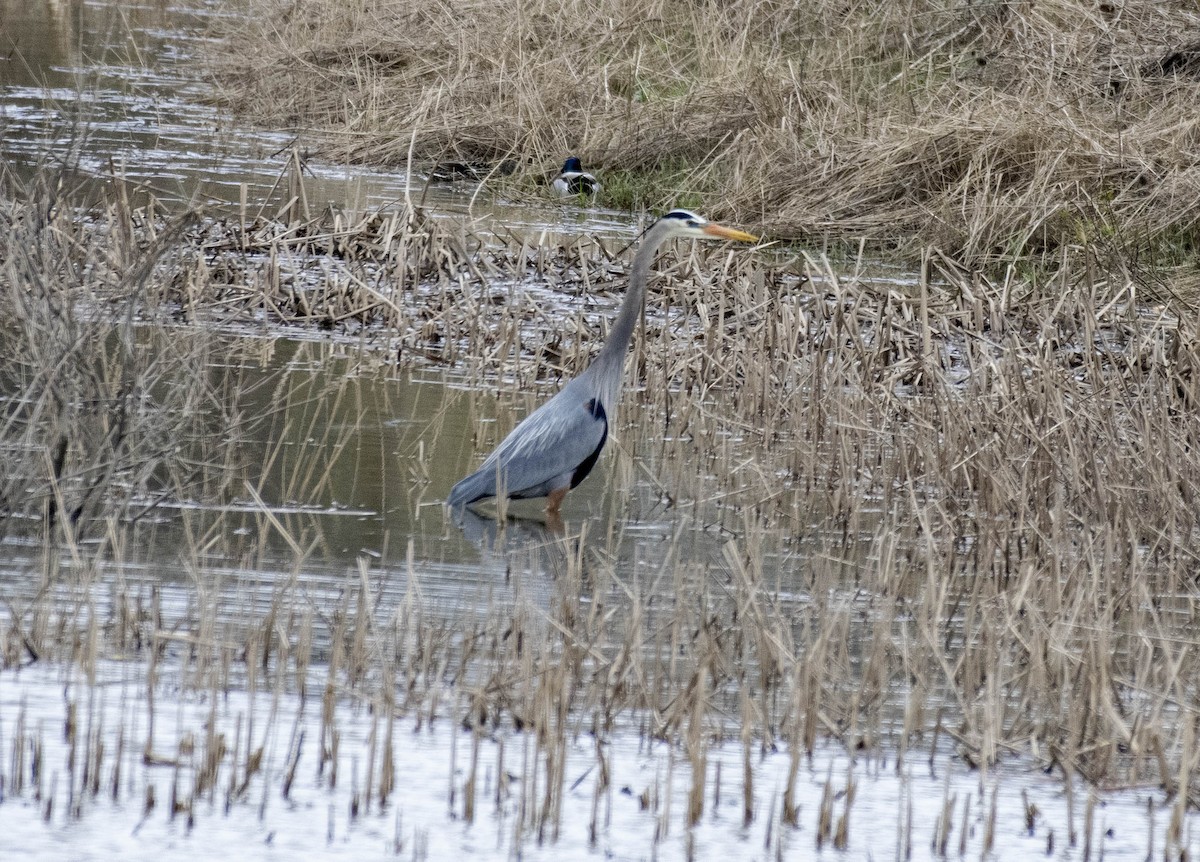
[732,0,1200,267]
[185,200,480,329]
[168,184,716,383]
[210,0,1200,273]
[211,0,762,174]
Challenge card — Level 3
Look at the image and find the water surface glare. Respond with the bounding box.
[0,661,1171,862]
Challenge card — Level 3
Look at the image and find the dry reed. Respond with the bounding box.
[208,0,1200,276]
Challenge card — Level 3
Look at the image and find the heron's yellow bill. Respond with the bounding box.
[702,223,759,243]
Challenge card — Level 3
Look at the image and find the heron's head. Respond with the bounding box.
[657,209,758,243]
[562,157,583,173]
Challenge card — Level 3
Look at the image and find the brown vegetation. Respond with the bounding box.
[211,0,1200,274]
[2,162,1200,817]
[3,0,1200,848]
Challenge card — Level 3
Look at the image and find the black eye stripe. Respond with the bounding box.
[663,208,704,225]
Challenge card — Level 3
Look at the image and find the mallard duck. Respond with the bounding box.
[552,157,601,197]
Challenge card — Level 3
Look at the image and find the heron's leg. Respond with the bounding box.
[546,486,569,515]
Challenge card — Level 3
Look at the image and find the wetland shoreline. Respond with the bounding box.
[3,2,1200,859]
[210,0,1200,281]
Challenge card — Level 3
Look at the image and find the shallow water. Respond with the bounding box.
[0,0,634,231]
[0,327,801,644]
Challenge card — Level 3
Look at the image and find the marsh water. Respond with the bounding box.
[0,0,655,564]
[0,0,636,225]
[1,2,1197,860]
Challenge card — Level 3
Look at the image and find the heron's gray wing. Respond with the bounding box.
[447,392,608,506]
[487,393,608,497]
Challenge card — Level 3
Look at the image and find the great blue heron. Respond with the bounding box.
[552,157,601,197]
[447,209,758,517]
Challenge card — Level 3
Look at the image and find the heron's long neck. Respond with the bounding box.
[589,221,668,405]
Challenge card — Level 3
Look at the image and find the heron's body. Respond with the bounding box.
[447,210,757,515]
[552,157,601,197]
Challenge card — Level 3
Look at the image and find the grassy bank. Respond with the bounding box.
[210,0,1200,275]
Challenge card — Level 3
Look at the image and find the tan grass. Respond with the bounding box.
[208,0,1200,274]
[0,173,244,550]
